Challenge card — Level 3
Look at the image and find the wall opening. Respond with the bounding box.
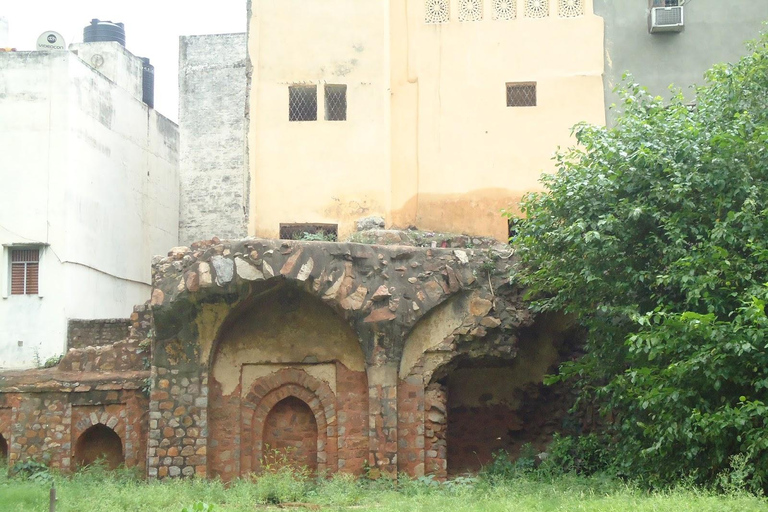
[278,223,338,241]
[324,84,347,121]
[506,82,537,107]
[0,434,7,463]
[288,85,317,122]
[262,396,318,474]
[74,424,124,469]
[441,314,581,475]
[208,283,367,480]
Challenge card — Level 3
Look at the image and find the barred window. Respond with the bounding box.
[325,85,347,121]
[289,85,317,122]
[506,82,537,107]
[11,248,39,295]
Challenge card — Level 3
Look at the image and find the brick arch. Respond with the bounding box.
[85,413,121,431]
[240,368,337,475]
[74,423,125,470]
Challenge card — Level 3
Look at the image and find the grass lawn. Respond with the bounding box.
[1,468,767,512]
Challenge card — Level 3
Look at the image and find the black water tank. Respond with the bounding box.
[83,19,125,47]
[141,57,155,108]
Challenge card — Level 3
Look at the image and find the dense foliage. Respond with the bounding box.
[512,34,768,491]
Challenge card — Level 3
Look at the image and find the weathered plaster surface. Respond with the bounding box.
[178,33,248,245]
[246,0,605,240]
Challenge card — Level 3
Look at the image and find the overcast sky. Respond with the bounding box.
[2,1,247,122]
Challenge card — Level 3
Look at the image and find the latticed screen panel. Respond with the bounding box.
[459,0,483,22]
[558,0,583,17]
[11,248,39,295]
[289,85,317,122]
[325,85,347,121]
[525,0,549,18]
[425,0,450,23]
[493,0,517,20]
[506,82,537,107]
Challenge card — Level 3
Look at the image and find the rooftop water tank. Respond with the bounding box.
[83,19,125,47]
[141,57,155,108]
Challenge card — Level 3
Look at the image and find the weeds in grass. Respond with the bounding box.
[1,460,767,512]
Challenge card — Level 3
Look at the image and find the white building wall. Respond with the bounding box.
[70,41,144,103]
[0,49,178,369]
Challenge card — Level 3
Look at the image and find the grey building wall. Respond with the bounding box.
[178,33,248,245]
[595,0,768,123]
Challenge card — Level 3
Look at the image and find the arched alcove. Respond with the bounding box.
[208,283,368,480]
[74,424,124,469]
[263,396,318,474]
[443,313,580,475]
[398,300,581,477]
[0,434,8,463]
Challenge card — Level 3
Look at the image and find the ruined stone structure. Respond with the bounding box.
[0,305,153,472]
[0,237,580,478]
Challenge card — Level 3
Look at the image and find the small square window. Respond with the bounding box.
[289,85,317,122]
[506,82,537,107]
[10,248,39,295]
[325,85,347,121]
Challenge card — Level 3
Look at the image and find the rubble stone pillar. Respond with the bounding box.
[367,364,398,477]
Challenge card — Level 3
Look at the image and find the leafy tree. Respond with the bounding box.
[512,34,768,491]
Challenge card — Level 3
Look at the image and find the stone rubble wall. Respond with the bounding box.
[0,235,582,480]
[67,319,132,350]
[59,303,154,374]
[146,237,526,480]
[0,372,149,472]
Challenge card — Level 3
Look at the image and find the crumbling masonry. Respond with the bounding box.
[0,237,580,479]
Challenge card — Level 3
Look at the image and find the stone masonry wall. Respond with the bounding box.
[147,238,509,480]
[178,33,248,245]
[0,236,581,481]
[0,373,148,472]
[67,319,132,350]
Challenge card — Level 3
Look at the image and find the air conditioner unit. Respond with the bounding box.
[649,6,684,33]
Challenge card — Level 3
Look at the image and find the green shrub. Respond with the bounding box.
[539,433,613,477]
[10,460,51,484]
[482,444,539,481]
[250,466,312,504]
[513,33,768,492]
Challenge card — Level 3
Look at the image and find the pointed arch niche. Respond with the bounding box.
[74,424,124,469]
[207,283,368,480]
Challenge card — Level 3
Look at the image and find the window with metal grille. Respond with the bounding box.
[289,85,317,122]
[10,248,39,295]
[325,85,347,121]
[506,82,537,107]
[279,223,338,241]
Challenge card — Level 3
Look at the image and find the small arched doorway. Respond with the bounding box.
[0,434,8,463]
[74,424,124,469]
[262,396,318,474]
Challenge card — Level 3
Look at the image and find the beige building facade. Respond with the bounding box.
[246,0,606,241]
